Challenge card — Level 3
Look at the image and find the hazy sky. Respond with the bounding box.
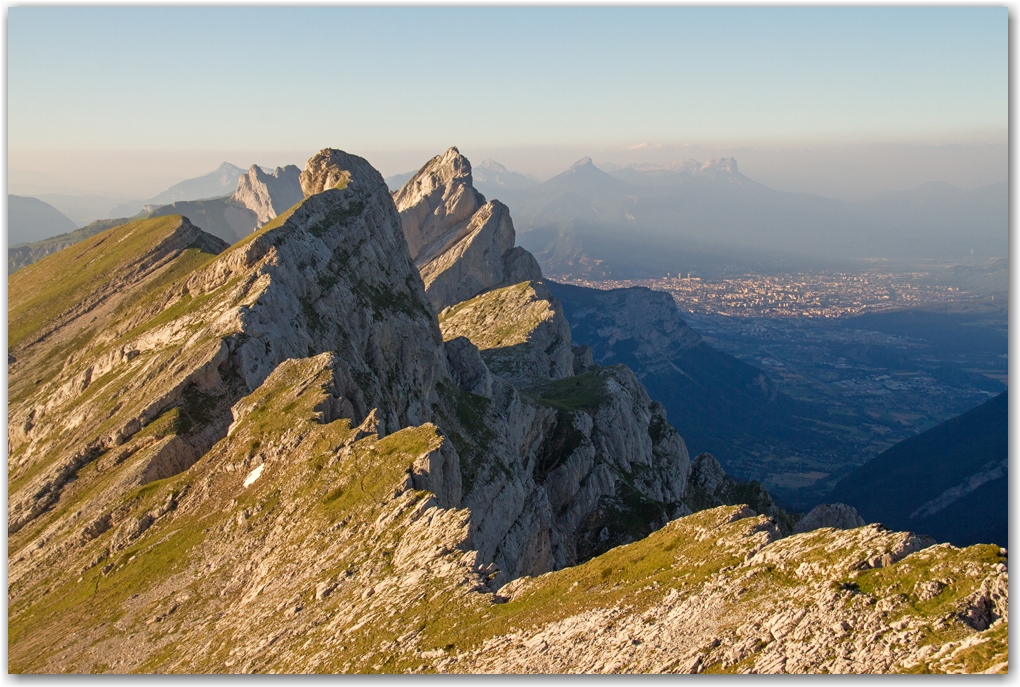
[8,6,1007,198]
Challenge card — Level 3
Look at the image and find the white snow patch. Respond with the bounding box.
[243,463,265,488]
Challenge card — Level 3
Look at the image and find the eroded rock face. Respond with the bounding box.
[233,164,304,226]
[535,366,692,569]
[394,147,542,311]
[443,336,492,398]
[686,453,796,535]
[8,148,448,537]
[793,503,867,534]
[548,282,704,376]
[392,147,485,261]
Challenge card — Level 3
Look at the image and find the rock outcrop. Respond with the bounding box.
[685,453,796,535]
[233,164,304,226]
[439,280,574,388]
[794,503,867,534]
[7,146,1006,675]
[394,147,542,311]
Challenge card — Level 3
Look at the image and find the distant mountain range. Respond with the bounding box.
[384,171,416,192]
[830,391,1006,548]
[8,195,78,245]
[147,162,248,206]
[9,218,131,274]
[24,162,258,228]
[475,157,1006,276]
[472,159,537,195]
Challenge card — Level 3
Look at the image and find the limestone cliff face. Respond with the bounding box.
[433,362,692,582]
[394,147,542,312]
[392,147,484,261]
[550,283,703,376]
[9,147,1002,675]
[232,164,304,226]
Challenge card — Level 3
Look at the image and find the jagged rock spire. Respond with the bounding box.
[392,147,486,260]
[393,147,542,312]
[233,164,303,226]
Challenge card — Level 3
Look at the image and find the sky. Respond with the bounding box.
[7,6,1008,199]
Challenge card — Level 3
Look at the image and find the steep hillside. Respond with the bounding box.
[830,392,1007,547]
[472,159,537,197]
[8,148,1007,674]
[546,282,836,497]
[9,194,79,245]
[8,217,132,274]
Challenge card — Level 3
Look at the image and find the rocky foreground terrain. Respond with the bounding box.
[7,148,1007,673]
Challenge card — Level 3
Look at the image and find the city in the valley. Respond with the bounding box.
[552,270,973,319]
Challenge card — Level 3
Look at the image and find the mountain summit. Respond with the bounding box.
[393,147,542,311]
[6,147,1007,674]
[233,164,303,226]
[472,159,537,194]
[147,161,248,205]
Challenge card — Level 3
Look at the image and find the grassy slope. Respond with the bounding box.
[438,281,551,350]
[7,348,1007,675]
[8,215,205,350]
[7,215,231,507]
[9,218,135,274]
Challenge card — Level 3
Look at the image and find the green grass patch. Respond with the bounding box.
[438,281,550,351]
[532,368,609,412]
[416,507,763,654]
[9,216,193,349]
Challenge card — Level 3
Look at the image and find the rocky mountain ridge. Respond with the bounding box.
[7,147,1007,673]
[232,164,304,227]
[393,147,543,312]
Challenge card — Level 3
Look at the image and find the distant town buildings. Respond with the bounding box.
[551,271,964,318]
